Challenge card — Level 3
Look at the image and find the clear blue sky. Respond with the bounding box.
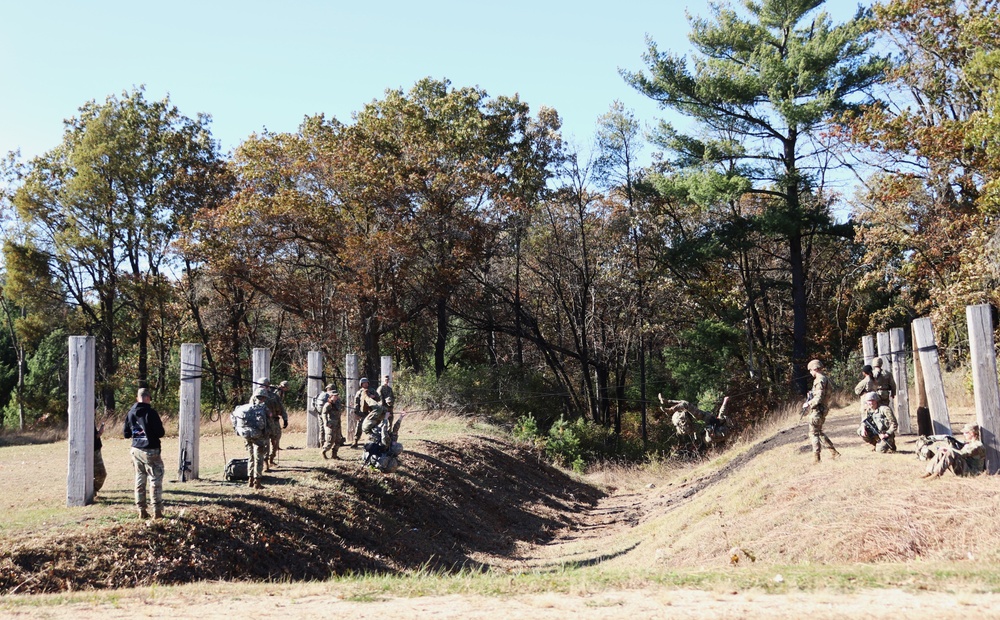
[1,0,864,162]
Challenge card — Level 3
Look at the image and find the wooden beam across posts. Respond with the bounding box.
[306,350,323,449]
[890,328,912,435]
[252,348,271,392]
[862,336,876,367]
[67,335,95,507]
[966,304,1000,474]
[346,354,359,441]
[178,343,202,482]
[912,328,932,435]
[912,317,952,435]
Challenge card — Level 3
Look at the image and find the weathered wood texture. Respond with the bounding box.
[912,318,952,435]
[307,351,323,448]
[966,304,1000,474]
[178,343,202,481]
[346,354,359,440]
[67,336,95,507]
[912,328,931,435]
[862,335,876,367]
[890,328,912,435]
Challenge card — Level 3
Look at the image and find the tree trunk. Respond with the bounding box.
[435,296,447,378]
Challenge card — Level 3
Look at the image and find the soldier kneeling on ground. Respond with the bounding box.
[857,391,898,453]
[920,423,986,479]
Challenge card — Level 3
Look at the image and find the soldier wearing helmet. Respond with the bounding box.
[857,391,898,453]
[869,357,897,408]
[803,359,841,463]
[351,376,383,448]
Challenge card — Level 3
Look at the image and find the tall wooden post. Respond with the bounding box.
[178,343,202,481]
[876,332,890,364]
[862,335,876,367]
[380,355,392,387]
[252,348,271,390]
[890,328,912,435]
[912,318,952,435]
[966,304,1000,474]
[346,354,359,441]
[912,328,932,435]
[67,336,95,507]
[307,350,323,448]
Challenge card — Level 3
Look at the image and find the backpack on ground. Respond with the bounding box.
[224,458,249,481]
[231,403,267,439]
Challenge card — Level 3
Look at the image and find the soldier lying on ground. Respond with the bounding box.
[655,394,730,451]
[920,423,986,479]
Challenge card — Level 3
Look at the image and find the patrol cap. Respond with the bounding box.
[872,357,884,368]
[807,359,824,371]
[961,423,980,435]
[278,380,289,390]
[325,383,336,391]
[862,392,878,403]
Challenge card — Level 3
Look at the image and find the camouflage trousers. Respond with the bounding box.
[130,447,164,510]
[858,427,896,453]
[245,436,268,479]
[320,411,342,451]
[926,448,976,477]
[94,448,107,495]
[808,407,837,456]
[355,408,386,441]
[267,417,282,461]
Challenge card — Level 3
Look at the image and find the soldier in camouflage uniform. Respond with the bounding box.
[921,423,986,478]
[804,359,841,463]
[266,380,289,467]
[320,384,344,459]
[247,377,279,487]
[351,377,384,448]
[870,357,897,408]
[853,364,876,400]
[377,375,395,428]
[857,391,898,453]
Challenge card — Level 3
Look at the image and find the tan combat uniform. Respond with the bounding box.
[806,371,839,461]
[926,439,986,477]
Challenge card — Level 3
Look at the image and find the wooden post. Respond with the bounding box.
[912,328,932,435]
[966,304,1000,474]
[178,343,202,481]
[67,336,95,507]
[380,355,392,388]
[912,318,952,435]
[890,328,912,435]
[252,348,271,390]
[307,350,323,448]
[862,335,876,367]
[876,332,890,364]
[346,354,359,441]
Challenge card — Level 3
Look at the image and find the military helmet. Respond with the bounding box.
[359,377,369,385]
[862,391,878,403]
[257,377,270,386]
[962,423,980,436]
[277,380,289,390]
[872,357,884,368]
[325,383,336,392]
[807,359,824,371]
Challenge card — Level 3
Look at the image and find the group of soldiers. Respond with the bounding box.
[802,358,986,477]
[240,375,395,484]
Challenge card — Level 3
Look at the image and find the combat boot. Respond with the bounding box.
[331,448,338,459]
[831,449,842,460]
[139,507,150,519]
[247,477,255,488]
[813,452,821,464]
[252,478,264,490]
[153,507,164,520]
[322,448,330,459]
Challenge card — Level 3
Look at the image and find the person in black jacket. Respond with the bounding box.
[122,388,165,519]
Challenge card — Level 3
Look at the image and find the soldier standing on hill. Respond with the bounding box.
[351,377,383,448]
[123,388,166,518]
[377,375,394,427]
[320,384,344,459]
[266,380,289,467]
[870,357,897,408]
[803,359,841,463]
